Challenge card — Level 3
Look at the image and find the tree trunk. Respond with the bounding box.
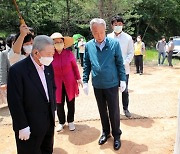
[66,0,70,35]
[99,0,104,18]
[107,0,113,31]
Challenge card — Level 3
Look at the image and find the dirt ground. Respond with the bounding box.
[1,64,180,154]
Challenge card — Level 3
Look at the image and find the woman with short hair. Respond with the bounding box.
[8,24,34,65]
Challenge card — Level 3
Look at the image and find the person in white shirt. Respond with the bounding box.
[8,24,34,65]
[78,37,86,67]
[107,15,134,118]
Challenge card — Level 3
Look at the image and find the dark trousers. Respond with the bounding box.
[134,55,143,73]
[122,75,129,110]
[79,53,84,67]
[15,106,54,154]
[94,86,122,140]
[168,51,173,66]
[57,83,75,124]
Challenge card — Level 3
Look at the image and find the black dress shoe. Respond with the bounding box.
[114,139,121,150]
[98,134,111,145]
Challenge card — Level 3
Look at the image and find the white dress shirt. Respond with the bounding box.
[107,31,134,74]
[30,55,49,101]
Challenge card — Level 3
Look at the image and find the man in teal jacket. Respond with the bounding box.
[83,18,126,150]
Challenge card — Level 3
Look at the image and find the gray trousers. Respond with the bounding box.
[168,51,173,66]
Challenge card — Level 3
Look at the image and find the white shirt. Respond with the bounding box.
[78,41,86,53]
[8,49,26,66]
[107,31,134,74]
[30,55,49,101]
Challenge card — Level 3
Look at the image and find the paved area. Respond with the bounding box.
[75,65,180,121]
[0,65,180,153]
[0,118,177,154]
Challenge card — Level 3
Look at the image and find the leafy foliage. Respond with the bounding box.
[0,0,179,46]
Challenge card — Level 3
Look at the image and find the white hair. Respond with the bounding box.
[90,18,106,31]
[32,35,54,52]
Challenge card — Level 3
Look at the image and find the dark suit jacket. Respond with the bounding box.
[7,56,56,136]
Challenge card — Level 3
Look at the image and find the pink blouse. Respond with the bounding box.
[52,49,81,103]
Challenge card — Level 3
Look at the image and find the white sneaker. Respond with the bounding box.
[56,124,64,132]
[68,122,75,131]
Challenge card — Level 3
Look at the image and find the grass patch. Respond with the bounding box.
[144,49,158,64]
[131,49,180,66]
[144,49,180,65]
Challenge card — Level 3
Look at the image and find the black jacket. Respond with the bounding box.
[7,56,56,135]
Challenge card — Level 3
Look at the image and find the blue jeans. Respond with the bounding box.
[158,51,166,64]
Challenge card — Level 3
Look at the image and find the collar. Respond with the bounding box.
[95,38,106,45]
[30,54,45,71]
[113,31,124,37]
[94,38,106,51]
[55,49,65,55]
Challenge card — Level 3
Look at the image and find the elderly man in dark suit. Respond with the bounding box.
[7,35,56,154]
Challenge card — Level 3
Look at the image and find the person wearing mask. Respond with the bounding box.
[0,38,5,51]
[167,37,174,67]
[8,24,33,65]
[7,35,56,153]
[74,40,80,62]
[156,36,166,66]
[50,32,82,132]
[107,15,134,118]
[0,34,15,105]
[83,18,126,150]
[78,37,86,67]
[134,35,146,75]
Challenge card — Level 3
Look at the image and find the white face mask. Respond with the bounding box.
[23,45,32,54]
[114,26,123,33]
[39,57,53,66]
[54,43,64,51]
[137,38,141,42]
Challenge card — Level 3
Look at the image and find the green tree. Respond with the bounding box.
[133,0,180,46]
